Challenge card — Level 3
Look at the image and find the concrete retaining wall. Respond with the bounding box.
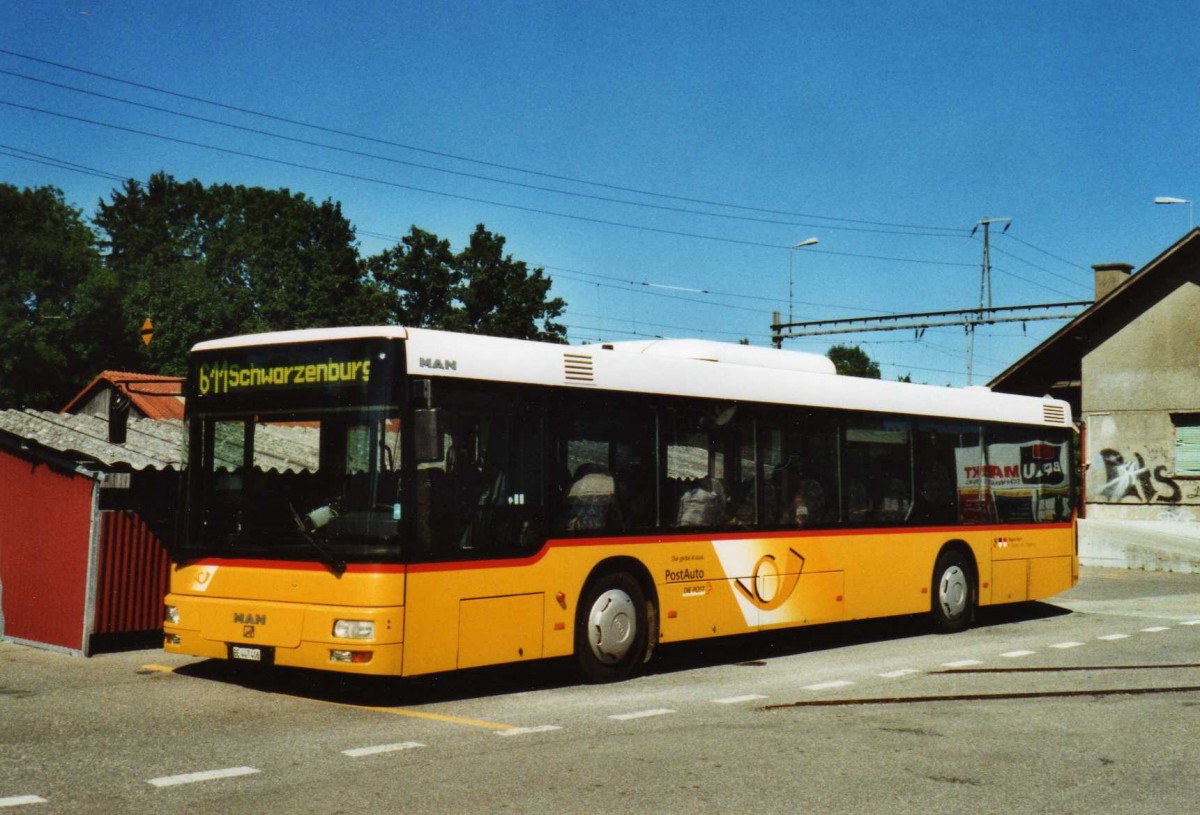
[1079,517,1200,573]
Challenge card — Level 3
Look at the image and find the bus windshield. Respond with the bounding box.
[182,337,405,564]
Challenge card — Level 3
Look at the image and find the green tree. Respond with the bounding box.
[366,224,566,342]
[363,226,459,328]
[827,344,881,379]
[0,184,104,409]
[94,173,383,375]
[455,225,565,342]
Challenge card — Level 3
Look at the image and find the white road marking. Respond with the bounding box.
[1140,626,1170,633]
[1050,641,1085,649]
[1001,650,1036,658]
[712,694,768,704]
[802,680,854,691]
[146,767,260,788]
[342,742,426,757]
[1097,634,1130,641]
[0,797,47,808]
[608,709,675,721]
[1181,620,1200,626]
[942,659,983,668]
[495,725,562,736]
[879,669,920,678]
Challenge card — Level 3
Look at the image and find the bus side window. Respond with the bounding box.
[553,396,655,535]
[662,401,754,529]
[910,423,965,525]
[761,409,838,528]
[844,419,912,525]
[663,406,720,529]
[983,426,1073,524]
[417,383,545,559]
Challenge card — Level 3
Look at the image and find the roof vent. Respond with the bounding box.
[563,352,595,384]
[1043,404,1067,425]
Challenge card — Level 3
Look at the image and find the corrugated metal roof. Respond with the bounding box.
[0,410,323,474]
[0,410,184,471]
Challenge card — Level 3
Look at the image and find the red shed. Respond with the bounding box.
[0,410,182,655]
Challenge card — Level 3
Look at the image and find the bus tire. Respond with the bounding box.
[931,548,974,633]
[576,571,651,683]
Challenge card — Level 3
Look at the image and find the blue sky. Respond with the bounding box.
[2,1,1196,385]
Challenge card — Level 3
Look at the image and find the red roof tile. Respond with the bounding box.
[61,371,186,421]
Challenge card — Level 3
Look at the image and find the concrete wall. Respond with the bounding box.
[1079,252,1200,570]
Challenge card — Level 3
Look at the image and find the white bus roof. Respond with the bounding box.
[192,326,1073,429]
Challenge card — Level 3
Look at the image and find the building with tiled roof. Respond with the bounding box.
[61,371,185,421]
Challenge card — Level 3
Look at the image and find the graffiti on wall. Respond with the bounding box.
[1097,449,1182,504]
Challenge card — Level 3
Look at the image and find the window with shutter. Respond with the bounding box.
[1173,415,1200,476]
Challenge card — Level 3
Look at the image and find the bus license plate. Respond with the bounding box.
[231,645,262,662]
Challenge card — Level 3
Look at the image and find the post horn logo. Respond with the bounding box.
[733,548,805,611]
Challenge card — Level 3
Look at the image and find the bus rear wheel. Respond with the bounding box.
[931,549,974,633]
[576,572,652,683]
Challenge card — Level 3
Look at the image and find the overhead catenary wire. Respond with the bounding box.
[0,67,969,240]
[0,58,1088,380]
[0,144,125,182]
[3,97,993,261]
[0,73,1090,300]
[0,139,1085,362]
[1000,232,1094,273]
[0,47,967,234]
[0,156,882,329]
[359,227,920,317]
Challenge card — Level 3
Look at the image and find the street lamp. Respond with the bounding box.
[787,237,819,327]
[1154,197,1193,229]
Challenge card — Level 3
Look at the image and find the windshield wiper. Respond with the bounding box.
[288,501,347,576]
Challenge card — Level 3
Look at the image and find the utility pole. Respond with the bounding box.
[768,217,1091,384]
[965,217,1011,384]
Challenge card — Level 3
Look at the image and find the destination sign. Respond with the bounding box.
[190,338,397,404]
[197,358,372,396]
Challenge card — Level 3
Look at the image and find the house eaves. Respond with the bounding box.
[990,228,1200,392]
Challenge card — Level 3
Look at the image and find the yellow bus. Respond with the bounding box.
[164,327,1077,682]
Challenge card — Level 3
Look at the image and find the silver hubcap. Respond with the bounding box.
[938,565,969,619]
[587,588,636,664]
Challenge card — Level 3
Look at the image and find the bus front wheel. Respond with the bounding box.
[931,549,974,633]
[575,572,651,683]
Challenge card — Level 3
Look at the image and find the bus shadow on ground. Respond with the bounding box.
[173,599,1072,707]
[650,599,1070,676]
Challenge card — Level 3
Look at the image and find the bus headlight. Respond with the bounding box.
[333,620,374,639]
[164,605,180,625]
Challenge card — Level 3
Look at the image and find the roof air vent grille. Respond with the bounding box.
[563,353,595,384]
[1043,404,1067,425]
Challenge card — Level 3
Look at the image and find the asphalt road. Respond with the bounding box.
[2,566,1198,814]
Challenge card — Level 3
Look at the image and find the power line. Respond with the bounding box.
[562,308,769,340]
[1000,232,1093,273]
[0,143,125,182]
[0,97,802,252]
[0,137,1084,365]
[0,67,970,240]
[985,240,1091,292]
[4,100,981,263]
[0,47,967,234]
[360,226,921,318]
